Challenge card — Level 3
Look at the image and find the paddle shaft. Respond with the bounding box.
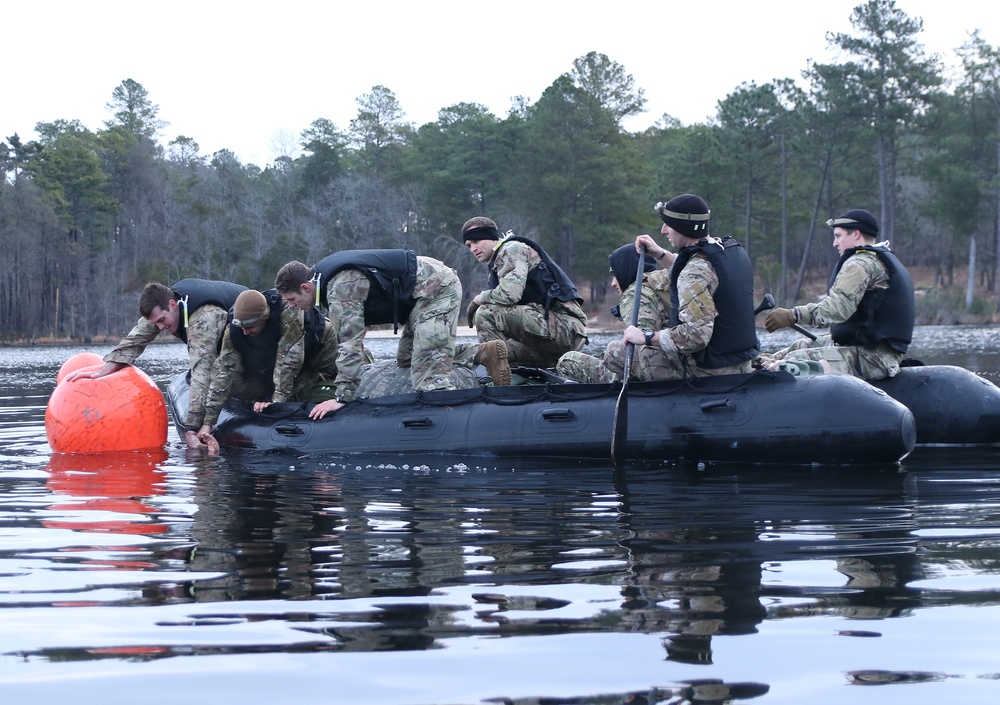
[611,245,648,470]
[792,322,818,340]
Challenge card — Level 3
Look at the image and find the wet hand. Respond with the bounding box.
[184,429,206,449]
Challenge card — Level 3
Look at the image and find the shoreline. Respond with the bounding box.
[5,317,998,348]
[4,324,605,347]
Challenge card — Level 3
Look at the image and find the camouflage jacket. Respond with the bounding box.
[656,255,719,356]
[324,269,372,402]
[203,303,306,425]
[481,240,587,323]
[479,239,538,306]
[793,250,890,328]
[621,262,672,330]
[105,305,229,430]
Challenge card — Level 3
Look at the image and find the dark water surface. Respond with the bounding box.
[2,327,1000,704]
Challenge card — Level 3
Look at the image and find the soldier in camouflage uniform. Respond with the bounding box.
[762,209,914,380]
[197,289,340,434]
[557,244,664,383]
[455,217,588,383]
[64,279,245,449]
[274,252,462,419]
[621,195,760,380]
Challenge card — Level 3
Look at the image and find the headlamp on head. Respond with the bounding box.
[654,202,711,222]
[233,312,267,328]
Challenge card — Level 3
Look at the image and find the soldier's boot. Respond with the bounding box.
[475,340,512,386]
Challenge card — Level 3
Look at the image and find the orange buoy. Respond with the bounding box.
[45,364,168,452]
[56,352,106,383]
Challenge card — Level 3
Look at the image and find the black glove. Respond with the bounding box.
[765,308,796,333]
[466,301,481,328]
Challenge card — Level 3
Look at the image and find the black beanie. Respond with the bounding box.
[655,194,711,238]
[826,209,879,238]
[608,244,656,292]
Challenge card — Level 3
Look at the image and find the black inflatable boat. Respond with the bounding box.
[870,364,1000,445]
[167,368,919,465]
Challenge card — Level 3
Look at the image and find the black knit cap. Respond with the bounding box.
[826,209,879,238]
[608,244,656,292]
[654,194,711,238]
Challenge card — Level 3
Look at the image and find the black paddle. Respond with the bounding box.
[611,245,648,472]
[756,294,817,340]
[755,293,776,316]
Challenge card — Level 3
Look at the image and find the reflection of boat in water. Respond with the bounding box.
[179,453,927,682]
[166,368,916,465]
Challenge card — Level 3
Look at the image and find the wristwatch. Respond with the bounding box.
[643,330,655,346]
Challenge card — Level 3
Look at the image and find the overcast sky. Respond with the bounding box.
[7,0,997,166]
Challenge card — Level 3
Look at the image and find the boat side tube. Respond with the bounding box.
[167,370,915,466]
[871,365,1000,445]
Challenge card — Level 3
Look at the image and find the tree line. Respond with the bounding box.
[2,0,999,342]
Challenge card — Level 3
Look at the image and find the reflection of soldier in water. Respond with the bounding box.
[181,455,924,680]
[619,519,768,665]
[615,470,924,665]
[186,457,471,651]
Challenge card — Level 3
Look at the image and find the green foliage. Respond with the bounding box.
[347,86,411,180]
[26,126,119,243]
[296,118,345,196]
[105,78,166,139]
[402,103,509,235]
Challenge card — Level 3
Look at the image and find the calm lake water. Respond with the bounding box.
[3,326,1000,704]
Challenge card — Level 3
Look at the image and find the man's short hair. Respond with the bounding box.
[274,261,314,293]
[138,282,174,318]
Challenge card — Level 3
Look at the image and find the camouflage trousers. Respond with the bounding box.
[356,360,480,398]
[394,260,462,391]
[455,302,587,369]
[558,340,752,383]
[765,334,903,380]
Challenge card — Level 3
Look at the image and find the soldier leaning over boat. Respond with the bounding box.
[65,278,246,449]
[273,250,467,419]
[196,288,340,441]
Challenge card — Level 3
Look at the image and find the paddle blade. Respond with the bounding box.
[611,345,635,470]
[611,385,628,469]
